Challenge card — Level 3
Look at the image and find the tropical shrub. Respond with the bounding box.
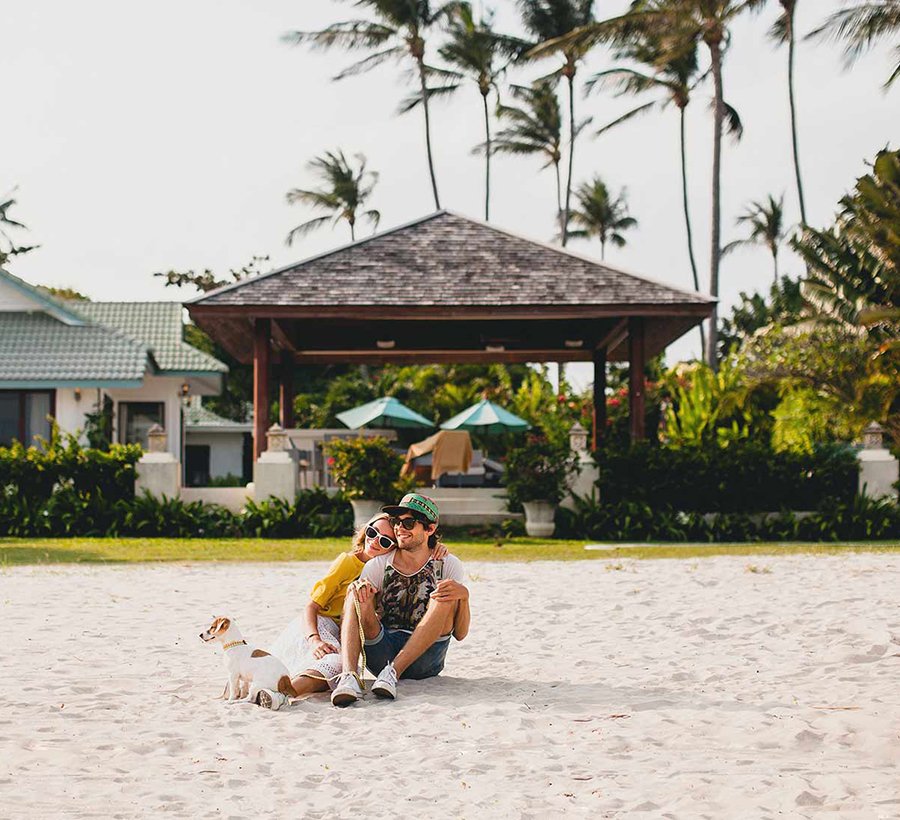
[325,436,405,500]
[504,432,577,506]
[595,440,858,513]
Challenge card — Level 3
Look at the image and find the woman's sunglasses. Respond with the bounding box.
[389,516,423,531]
[364,526,396,550]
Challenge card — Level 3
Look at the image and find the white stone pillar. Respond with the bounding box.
[135,425,181,499]
[561,422,598,511]
[858,422,899,500]
[253,424,299,502]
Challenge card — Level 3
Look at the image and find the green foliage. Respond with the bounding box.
[558,493,900,542]
[83,394,114,450]
[0,430,141,536]
[718,275,805,356]
[595,439,858,513]
[116,493,240,539]
[241,489,352,538]
[325,436,404,500]
[661,359,753,448]
[504,432,577,506]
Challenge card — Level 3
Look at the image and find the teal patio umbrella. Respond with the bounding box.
[440,399,530,434]
[337,396,434,430]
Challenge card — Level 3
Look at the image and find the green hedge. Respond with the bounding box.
[557,494,900,542]
[595,440,858,513]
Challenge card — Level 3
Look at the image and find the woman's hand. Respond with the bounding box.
[430,579,469,603]
[309,636,339,659]
[351,579,377,606]
[432,542,449,560]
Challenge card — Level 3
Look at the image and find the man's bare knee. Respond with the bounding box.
[425,597,457,635]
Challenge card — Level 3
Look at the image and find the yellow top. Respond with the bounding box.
[309,551,365,622]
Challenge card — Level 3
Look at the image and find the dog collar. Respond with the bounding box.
[222,640,247,651]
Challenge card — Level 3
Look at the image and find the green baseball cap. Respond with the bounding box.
[382,492,440,524]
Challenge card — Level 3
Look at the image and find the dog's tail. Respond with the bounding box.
[277,675,298,698]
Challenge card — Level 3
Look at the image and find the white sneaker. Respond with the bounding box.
[331,672,364,707]
[257,689,290,711]
[371,662,397,700]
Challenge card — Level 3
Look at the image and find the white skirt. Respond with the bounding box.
[268,614,343,689]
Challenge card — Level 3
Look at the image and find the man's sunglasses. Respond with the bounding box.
[389,515,424,531]
[364,526,396,550]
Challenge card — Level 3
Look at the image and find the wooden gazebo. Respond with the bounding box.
[187,211,715,458]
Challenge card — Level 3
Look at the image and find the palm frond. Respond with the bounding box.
[283,21,396,52]
[333,45,406,79]
[595,101,658,136]
[285,215,333,246]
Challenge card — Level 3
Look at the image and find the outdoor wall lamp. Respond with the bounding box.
[74,387,82,401]
[181,382,190,397]
[564,339,584,349]
[376,340,396,349]
[485,344,505,352]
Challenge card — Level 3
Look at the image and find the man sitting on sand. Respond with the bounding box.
[331,493,470,707]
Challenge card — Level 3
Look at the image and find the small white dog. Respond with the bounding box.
[200,616,297,705]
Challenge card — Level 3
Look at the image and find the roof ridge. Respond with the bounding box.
[188,211,449,305]
[0,268,89,325]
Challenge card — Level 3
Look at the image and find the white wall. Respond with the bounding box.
[184,430,245,480]
[53,373,185,457]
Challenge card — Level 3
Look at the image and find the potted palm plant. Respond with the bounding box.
[504,433,576,537]
[325,436,406,528]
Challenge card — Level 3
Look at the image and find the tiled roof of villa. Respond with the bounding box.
[0,311,150,386]
[68,301,227,374]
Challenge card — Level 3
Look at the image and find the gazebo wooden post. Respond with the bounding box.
[592,346,607,451]
[279,359,295,429]
[253,318,271,459]
[628,317,646,441]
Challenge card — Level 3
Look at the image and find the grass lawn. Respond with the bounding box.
[2,537,900,566]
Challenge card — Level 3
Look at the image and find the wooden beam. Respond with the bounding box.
[284,349,595,365]
[271,319,297,353]
[188,302,714,321]
[279,362,294,429]
[595,318,628,353]
[253,318,271,459]
[592,346,607,451]
[628,317,646,441]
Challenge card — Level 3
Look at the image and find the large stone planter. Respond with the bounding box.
[522,500,557,537]
[350,499,385,530]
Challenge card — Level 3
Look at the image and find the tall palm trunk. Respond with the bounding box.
[706,37,724,370]
[772,248,779,283]
[481,90,491,220]
[554,160,563,235]
[786,12,807,225]
[679,105,706,360]
[562,70,576,247]
[417,57,442,210]
[349,219,356,241]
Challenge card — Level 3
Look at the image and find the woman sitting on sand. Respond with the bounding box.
[259,512,452,709]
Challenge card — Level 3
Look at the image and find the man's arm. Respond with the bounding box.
[431,580,470,640]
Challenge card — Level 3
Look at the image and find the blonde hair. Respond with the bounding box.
[352,512,390,550]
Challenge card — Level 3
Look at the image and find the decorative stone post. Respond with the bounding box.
[561,422,599,511]
[135,424,181,499]
[253,423,299,502]
[857,422,898,500]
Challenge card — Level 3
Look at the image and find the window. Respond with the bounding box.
[118,402,165,450]
[0,391,54,447]
[185,445,210,487]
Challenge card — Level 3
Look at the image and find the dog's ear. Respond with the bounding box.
[215,617,231,633]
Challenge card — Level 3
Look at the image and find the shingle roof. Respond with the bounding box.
[68,301,227,374]
[0,312,150,385]
[192,211,712,308]
[183,399,251,430]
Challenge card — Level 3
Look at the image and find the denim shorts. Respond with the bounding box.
[364,626,450,680]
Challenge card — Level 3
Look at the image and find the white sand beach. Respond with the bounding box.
[1,554,898,818]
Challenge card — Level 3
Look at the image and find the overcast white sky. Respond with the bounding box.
[2,0,896,389]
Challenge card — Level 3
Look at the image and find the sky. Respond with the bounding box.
[2,0,897,391]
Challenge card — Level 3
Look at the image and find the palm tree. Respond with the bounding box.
[0,192,37,266]
[285,1,457,210]
[518,0,596,246]
[723,194,787,282]
[490,80,564,229]
[770,1,807,224]
[285,150,380,244]
[567,176,638,259]
[530,0,764,365]
[810,0,900,89]
[416,4,528,220]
